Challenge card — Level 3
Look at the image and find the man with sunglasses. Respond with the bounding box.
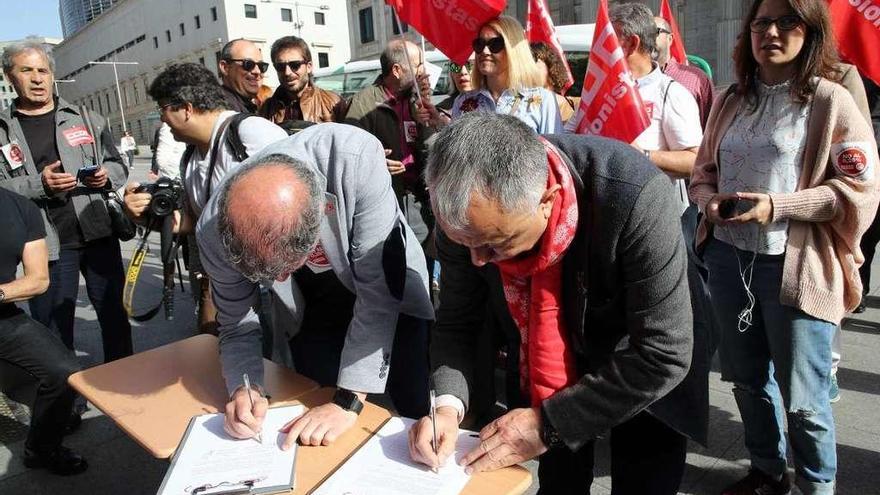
[218,39,267,114]
[654,17,715,129]
[259,36,347,129]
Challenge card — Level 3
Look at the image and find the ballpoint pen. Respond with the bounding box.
[242,373,263,444]
[429,389,438,473]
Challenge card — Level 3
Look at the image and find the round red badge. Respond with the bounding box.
[837,148,867,176]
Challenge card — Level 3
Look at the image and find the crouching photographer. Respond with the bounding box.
[124,62,286,334]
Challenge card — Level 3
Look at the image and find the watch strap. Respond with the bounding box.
[332,388,364,415]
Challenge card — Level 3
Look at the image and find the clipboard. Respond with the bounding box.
[156,405,303,495]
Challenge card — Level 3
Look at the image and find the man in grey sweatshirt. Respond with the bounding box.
[196,123,434,447]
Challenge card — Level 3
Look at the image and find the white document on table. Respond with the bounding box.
[313,416,480,495]
[157,404,303,495]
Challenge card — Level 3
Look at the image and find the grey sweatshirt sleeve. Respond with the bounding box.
[196,213,265,396]
[542,174,693,452]
[335,136,407,394]
[0,174,48,200]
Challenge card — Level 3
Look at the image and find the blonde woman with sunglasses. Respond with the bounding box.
[451,16,562,134]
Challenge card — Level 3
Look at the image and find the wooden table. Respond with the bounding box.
[68,334,319,458]
[287,388,533,495]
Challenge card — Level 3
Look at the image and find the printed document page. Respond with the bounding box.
[157,404,303,495]
[313,416,480,495]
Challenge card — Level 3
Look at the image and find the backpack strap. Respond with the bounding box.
[224,112,253,163]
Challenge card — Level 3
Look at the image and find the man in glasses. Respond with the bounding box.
[259,36,347,130]
[218,39,267,113]
[654,16,715,129]
[123,63,286,335]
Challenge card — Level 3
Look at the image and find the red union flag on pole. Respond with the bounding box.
[565,0,650,143]
[660,0,688,65]
[828,0,880,85]
[384,0,507,64]
[526,0,574,92]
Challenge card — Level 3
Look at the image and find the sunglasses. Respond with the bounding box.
[749,15,803,33]
[657,27,672,35]
[447,61,473,74]
[472,36,505,54]
[273,60,308,73]
[225,58,269,73]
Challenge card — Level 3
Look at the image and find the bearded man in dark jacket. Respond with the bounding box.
[408,113,701,494]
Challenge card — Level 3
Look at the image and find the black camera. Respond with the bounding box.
[135,177,183,217]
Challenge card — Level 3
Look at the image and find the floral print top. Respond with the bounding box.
[451,87,563,134]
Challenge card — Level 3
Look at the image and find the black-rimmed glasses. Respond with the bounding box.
[472,36,505,54]
[225,58,269,73]
[749,15,803,33]
[273,60,308,73]
[157,102,178,113]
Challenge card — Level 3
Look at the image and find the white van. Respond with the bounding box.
[314,24,596,99]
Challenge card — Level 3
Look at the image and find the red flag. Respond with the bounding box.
[526,0,575,93]
[384,0,506,64]
[828,0,880,86]
[566,0,650,143]
[659,0,688,65]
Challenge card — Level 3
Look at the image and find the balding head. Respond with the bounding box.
[380,38,423,91]
[218,38,265,98]
[217,154,323,282]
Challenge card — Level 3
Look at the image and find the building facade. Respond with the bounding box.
[0,37,62,111]
[60,0,120,38]
[348,0,751,86]
[51,0,351,144]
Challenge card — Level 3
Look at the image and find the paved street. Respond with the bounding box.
[1,156,879,494]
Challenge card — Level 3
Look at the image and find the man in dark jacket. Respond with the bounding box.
[217,39,266,113]
[344,38,434,252]
[409,113,695,494]
[0,41,132,364]
[259,36,347,127]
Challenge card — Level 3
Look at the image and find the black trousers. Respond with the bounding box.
[288,269,430,419]
[28,237,133,362]
[536,411,688,495]
[0,310,80,451]
[859,201,880,295]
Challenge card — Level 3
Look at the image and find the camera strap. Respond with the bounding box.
[123,215,185,321]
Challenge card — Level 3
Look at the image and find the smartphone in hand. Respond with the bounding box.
[77,164,99,181]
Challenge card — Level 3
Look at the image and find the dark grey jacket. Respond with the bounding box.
[0,98,128,260]
[431,134,695,452]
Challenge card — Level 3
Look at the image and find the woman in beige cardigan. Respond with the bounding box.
[688,0,879,494]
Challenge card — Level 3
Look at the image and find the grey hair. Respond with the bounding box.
[217,153,324,282]
[609,2,658,57]
[380,38,412,77]
[2,41,55,74]
[425,112,548,232]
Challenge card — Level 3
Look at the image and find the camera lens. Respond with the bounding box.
[151,192,173,217]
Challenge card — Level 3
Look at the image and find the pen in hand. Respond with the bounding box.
[242,373,263,444]
[430,389,438,473]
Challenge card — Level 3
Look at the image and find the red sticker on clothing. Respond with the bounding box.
[644,102,655,120]
[837,148,867,176]
[62,126,94,147]
[305,241,332,273]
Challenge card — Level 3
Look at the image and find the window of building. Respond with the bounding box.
[179,23,185,36]
[315,12,325,25]
[318,52,329,68]
[105,93,112,113]
[153,36,158,49]
[244,4,257,18]
[199,56,205,66]
[195,15,201,29]
[281,8,292,22]
[215,50,222,68]
[166,30,171,42]
[211,6,218,21]
[358,7,374,44]
[392,18,409,35]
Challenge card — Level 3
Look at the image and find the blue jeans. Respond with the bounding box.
[704,239,836,494]
[28,237,133,363]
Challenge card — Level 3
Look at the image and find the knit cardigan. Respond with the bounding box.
[690,78,880,324]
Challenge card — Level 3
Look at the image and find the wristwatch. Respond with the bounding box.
[332,388,364,415]
[540,406,565,450]
[0,288,5,303]
[643,149,652,160]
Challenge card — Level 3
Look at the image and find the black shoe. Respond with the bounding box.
[63,412,83,435]
[853,301,867,313]
[24,445,88,475]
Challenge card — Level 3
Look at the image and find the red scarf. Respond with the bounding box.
[496,139,579,406]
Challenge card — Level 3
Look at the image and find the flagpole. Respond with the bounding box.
[390,7,422,102]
